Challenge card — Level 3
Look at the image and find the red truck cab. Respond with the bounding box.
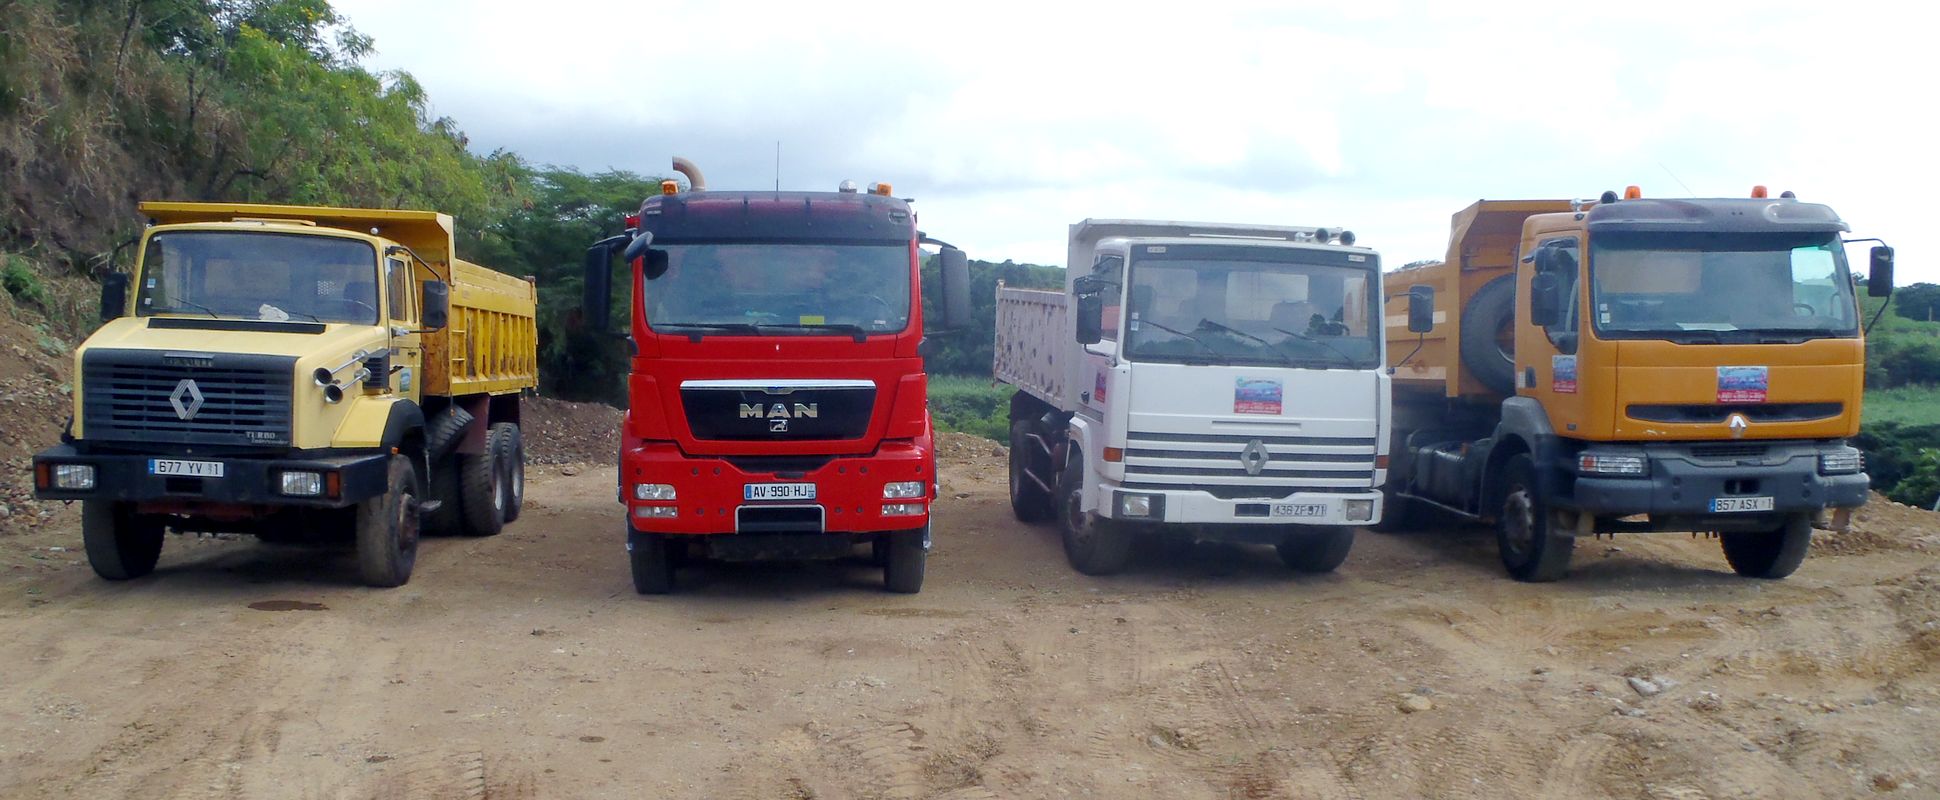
[584,165,969,594]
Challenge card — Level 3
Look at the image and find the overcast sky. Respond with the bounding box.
[333,0,1934,280]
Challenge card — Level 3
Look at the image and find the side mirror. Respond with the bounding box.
[1075,292,1104,345]
[1407,284,1434,333]
[421,281,450,330]
[582,241,616,333]
[938,247,972,330]
[1529,272,1562,326]
[100,273,130,322]
[1869,245,1895,298]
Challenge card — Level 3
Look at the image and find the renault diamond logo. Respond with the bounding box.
[1240,439,1271,476]
[169,379,205,421]
[1727,413,1750,439]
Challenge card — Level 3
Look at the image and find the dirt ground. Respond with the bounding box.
[3,438,1940,799]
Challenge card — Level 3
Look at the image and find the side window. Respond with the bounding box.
[386,258,413,323]
[1536,237,1580,347]
[1093,255,1124,341]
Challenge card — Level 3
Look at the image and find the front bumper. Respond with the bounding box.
[622,439,933,535]
[32,444,390,509]
[1097,482,1381,527]
[1568,441,1869,525]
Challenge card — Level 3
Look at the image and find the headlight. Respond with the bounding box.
[53,464,96,491]
[1344,499,1375,522]
[1819,451,1864,475]
[881,503,925,517]
[633,506,679,519]
[1118,493,1153,518]
[279,471,323,497]
[633,484,677,501]
[1579,453,1647,476]
[883,481,926,499]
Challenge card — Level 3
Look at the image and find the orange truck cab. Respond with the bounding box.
[1382,188,1894,582]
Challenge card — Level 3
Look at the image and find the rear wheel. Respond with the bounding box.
[492,423,525,524]
[629,529,675,594]
[1059,448,1132,575]
[355,455,421,588]
[81,501,165,581]
[459,425,507,537]
[1009,421,1056,522]
[883,525,929,594]
[1496,454,1573,582]
[1721,514,1812,579]
[1276,527,1355,573]
[423,454,465,536]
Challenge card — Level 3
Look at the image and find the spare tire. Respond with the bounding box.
[1460,274,1517,395]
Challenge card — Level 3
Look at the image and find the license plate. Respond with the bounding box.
[150,459,224,478]
[1711,496,1774,513]
[745,483,815,501]
[1271,503,1327,518]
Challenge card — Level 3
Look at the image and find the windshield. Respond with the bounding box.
[643,242,912,335]
[137,231,379,324]
[1590,232,1857,340]
[1123,253,1380,369]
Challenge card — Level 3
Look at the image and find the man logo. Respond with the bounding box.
[771,419,788,433]
[740,403,819,420]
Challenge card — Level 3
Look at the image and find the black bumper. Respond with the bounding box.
[1567,441,1869,524]
[32,444,391,509]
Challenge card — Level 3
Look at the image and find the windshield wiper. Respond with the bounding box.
[1194,319,1307,369]
[656,322,761,340]
[1133,319,1220,356]
[156,298,219,318]
[1271,326,1361,367]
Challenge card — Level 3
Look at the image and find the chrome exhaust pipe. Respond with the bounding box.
[672,157,705,192]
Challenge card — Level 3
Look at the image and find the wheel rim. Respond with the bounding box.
[1064,484,1089,546]
[511,446,524,507]
[1502,485,1536,562]
[491,457,506,513]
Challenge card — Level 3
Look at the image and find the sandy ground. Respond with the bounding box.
[2,450,1938,800]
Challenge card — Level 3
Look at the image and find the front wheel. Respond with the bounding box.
[81,501,165,580]
[1277,527,1354,573]
[1496,454,1574,582]
[882,525,928,594]
[1721,514,1812,579]
[1059,448,1132,575]
[355,455,421,588]
[629,530,675,594]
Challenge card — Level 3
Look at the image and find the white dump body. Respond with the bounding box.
[993,285,1067,407]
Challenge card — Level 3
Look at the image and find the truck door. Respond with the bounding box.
[1517,236,1588,434]
[1081,253,1124,419]
[385,255,425,401]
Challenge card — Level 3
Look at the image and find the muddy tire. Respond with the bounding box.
[1460,274,1517,395]
[423,453,465,536]
[355,455,421,588]
[1721,514,1812,579]
[81,500,165,581]
[1059,448,1132,576]
[458,425,507,537]
[1009,421,1055,523]
[629,529,674,594]
[1277,527,1354,573]
[883,525,928,594]
[1496,454,1573,582]
[492,422,525,524]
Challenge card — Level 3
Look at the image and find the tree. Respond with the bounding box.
[1893,283,1940,323]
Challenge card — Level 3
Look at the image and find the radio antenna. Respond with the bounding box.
[775,141,781,191]
[1656,161,1694,195]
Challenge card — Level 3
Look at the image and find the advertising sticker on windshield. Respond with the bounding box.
[1235,378,1283,415]
[1717,366,1769,404]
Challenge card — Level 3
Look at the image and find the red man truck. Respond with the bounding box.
[583,159,970,594]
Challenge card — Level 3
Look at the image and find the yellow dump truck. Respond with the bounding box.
[32,202,538,587]
[1381,188,1892,581]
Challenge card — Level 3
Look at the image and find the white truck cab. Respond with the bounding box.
[996,220,1391,575]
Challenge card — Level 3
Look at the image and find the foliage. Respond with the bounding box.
[1,256,51,309]
[927,375,1011,441]
[918,258,1065,376]
[1855,420,1940,507]
[1890,282,1940,324]
[1862,293,1940,389]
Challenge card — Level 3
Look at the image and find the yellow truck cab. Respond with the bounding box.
[33,203,538,587]
[1383,188,1892,581]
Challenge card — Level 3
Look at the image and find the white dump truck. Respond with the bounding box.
[996,220,1419,575]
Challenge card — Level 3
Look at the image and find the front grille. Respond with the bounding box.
[1121,429,1377,492]
[82,349,294,447]
[1689,443,1772,459]
[1121,482,1369,500]
[681,382,875,441]
[1628,403,1842,424]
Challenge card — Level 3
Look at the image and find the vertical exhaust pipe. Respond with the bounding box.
[672,157,705,192]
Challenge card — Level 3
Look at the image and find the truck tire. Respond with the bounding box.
[458,425,507,537]
[1496,454,1573,582]
[492,422,525,523]
[1721,514,1812,579]
[1009,421,1055,522]
[883,524,928,594]
[423,453,465,536]
[424,406,474,460]
[1460,274,1518,395]
[628,529,674,594]
[356,455,421,588]
[81,500,165,581]
[1277,527,1354,572]
[1059,447,1133,575]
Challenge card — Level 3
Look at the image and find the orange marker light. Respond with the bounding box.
[869,182,892,196]
[660,179,679,196]
[1624,185,1643,200]
[1751,185,1768,198]
[1103,447,1124,463]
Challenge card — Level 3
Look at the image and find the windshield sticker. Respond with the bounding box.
[1235,378,1283,415]
[1095,370,1108,404]
[1718,366,1769,404]
[799,315,825,325]
[1552,355,1578,394]
[400,367,412,393]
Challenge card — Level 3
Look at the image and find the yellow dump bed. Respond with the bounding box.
[136,202,537,398]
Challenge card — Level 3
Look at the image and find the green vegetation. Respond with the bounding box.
[1864,386,1940,427]
[928,375,1011,442]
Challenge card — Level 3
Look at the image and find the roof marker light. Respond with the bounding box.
[1624,185,1643,200]
[660,180,679,196]
[1751,185,1769,198]
[838,180,859,193]
[869,182,893,196]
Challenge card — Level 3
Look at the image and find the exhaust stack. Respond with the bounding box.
[672,157,705,192]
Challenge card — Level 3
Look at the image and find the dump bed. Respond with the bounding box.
[1383,199,1572,399]
[994,285,1067,407]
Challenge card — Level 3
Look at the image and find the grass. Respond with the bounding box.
[929,374,1011,441]
[1864,386,1940,426]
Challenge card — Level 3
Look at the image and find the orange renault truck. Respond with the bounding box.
[1381,187,1893,581]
